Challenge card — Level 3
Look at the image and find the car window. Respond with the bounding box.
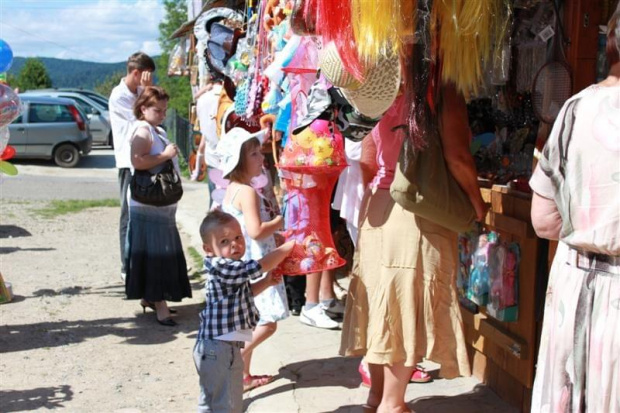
[28,103,74,123]
[60,95,94,114]
[89,96,109,110]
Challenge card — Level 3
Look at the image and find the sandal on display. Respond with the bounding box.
[243,375,274,392]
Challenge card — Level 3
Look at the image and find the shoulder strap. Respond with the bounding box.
[229,185,244,204]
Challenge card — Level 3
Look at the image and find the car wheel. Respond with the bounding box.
[54,144,80,168]
[108,131,114,149]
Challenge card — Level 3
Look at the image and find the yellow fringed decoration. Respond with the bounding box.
[351,0,404,65]
[432,0,511,96]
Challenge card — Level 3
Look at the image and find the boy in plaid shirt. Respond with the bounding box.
[195,210,294,413]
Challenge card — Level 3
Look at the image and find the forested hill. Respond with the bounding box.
[8,57,126,89]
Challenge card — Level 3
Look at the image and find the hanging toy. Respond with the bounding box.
[273,119,348,276]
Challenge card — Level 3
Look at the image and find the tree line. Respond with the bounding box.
[7,0,190,117]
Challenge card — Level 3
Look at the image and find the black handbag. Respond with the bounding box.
[130,134,183,207]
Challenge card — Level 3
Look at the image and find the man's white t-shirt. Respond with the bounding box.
[109,78,143,169]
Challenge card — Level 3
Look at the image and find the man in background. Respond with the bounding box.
[109,52,155,281]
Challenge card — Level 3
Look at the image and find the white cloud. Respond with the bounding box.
[0,0,167,63]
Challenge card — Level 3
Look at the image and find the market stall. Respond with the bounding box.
[169,0,618,411]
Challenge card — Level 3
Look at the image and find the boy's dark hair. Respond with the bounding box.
[133,86,169,120]
[127,52,156,73]
[227,138,261,182]
[200,209,237,243]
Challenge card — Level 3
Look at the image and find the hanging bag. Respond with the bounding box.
[390,123,476,233]
[130,131,183,207]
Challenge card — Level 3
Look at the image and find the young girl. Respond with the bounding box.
[217,127,289,392]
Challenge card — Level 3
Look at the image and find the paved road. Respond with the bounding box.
[2,148,119,201]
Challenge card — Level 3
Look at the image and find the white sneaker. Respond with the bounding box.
[300,304,339,329]
[323,300,345,318]
[121,272,126,282]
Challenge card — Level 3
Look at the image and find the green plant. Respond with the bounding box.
[187,246,204,280]
[177,151,190,179]
[16,58,52,91]
[34,199,119,219]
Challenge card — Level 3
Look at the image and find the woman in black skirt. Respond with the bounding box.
[125,86,191,326]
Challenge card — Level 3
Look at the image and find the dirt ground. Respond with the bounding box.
[0,201,206,412]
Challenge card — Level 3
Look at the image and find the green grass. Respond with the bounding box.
[177,152,191,180]
[34,199,120,218]
[187,246,204,280]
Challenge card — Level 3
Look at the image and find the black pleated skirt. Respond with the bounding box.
[125,204,191,302]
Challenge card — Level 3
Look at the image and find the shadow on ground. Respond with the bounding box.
[12,150,115,170]
[0,300,205,354]
[244,356,362,411]
[0,225,32,239]
[330,384,516,413]
[0,385,73,412]
[409,384,518,413]
[0,247,55,254]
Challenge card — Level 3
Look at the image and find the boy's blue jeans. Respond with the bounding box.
[193,339,244,413]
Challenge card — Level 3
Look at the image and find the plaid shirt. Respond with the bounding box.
[197,257,263,340]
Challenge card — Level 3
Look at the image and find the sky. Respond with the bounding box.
[0,0,167,63]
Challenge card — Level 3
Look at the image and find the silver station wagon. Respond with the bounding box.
[9,95,93,167]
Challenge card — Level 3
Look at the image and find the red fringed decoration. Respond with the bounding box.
[316,0,365,82]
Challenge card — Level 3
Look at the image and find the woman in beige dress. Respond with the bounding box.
[340,84,486,413]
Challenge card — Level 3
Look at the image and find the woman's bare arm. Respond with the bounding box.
[130,126,177,170]
[238,186,283,240]
[531,192,562,240]
[439,83,488,221]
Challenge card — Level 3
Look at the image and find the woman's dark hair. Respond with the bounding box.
[133,86,169,120]
[227,138,261,182]
[606,9,620,66]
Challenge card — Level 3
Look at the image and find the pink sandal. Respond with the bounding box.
[243,375,274,392]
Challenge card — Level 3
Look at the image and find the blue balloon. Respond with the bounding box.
[0,40,14,73]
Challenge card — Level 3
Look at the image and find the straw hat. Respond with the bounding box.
[318,42,362,90]
[340,53,401,119]
[215,128,267,178]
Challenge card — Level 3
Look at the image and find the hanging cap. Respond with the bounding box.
[194,7,244,42]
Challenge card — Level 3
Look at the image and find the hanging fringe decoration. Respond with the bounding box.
[432,0,512,95]
[351,0,403,65]
[316,0,365,81]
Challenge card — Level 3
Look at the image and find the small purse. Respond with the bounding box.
[130,133,183,207]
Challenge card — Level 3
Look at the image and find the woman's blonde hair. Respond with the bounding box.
[227,138,261,182]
